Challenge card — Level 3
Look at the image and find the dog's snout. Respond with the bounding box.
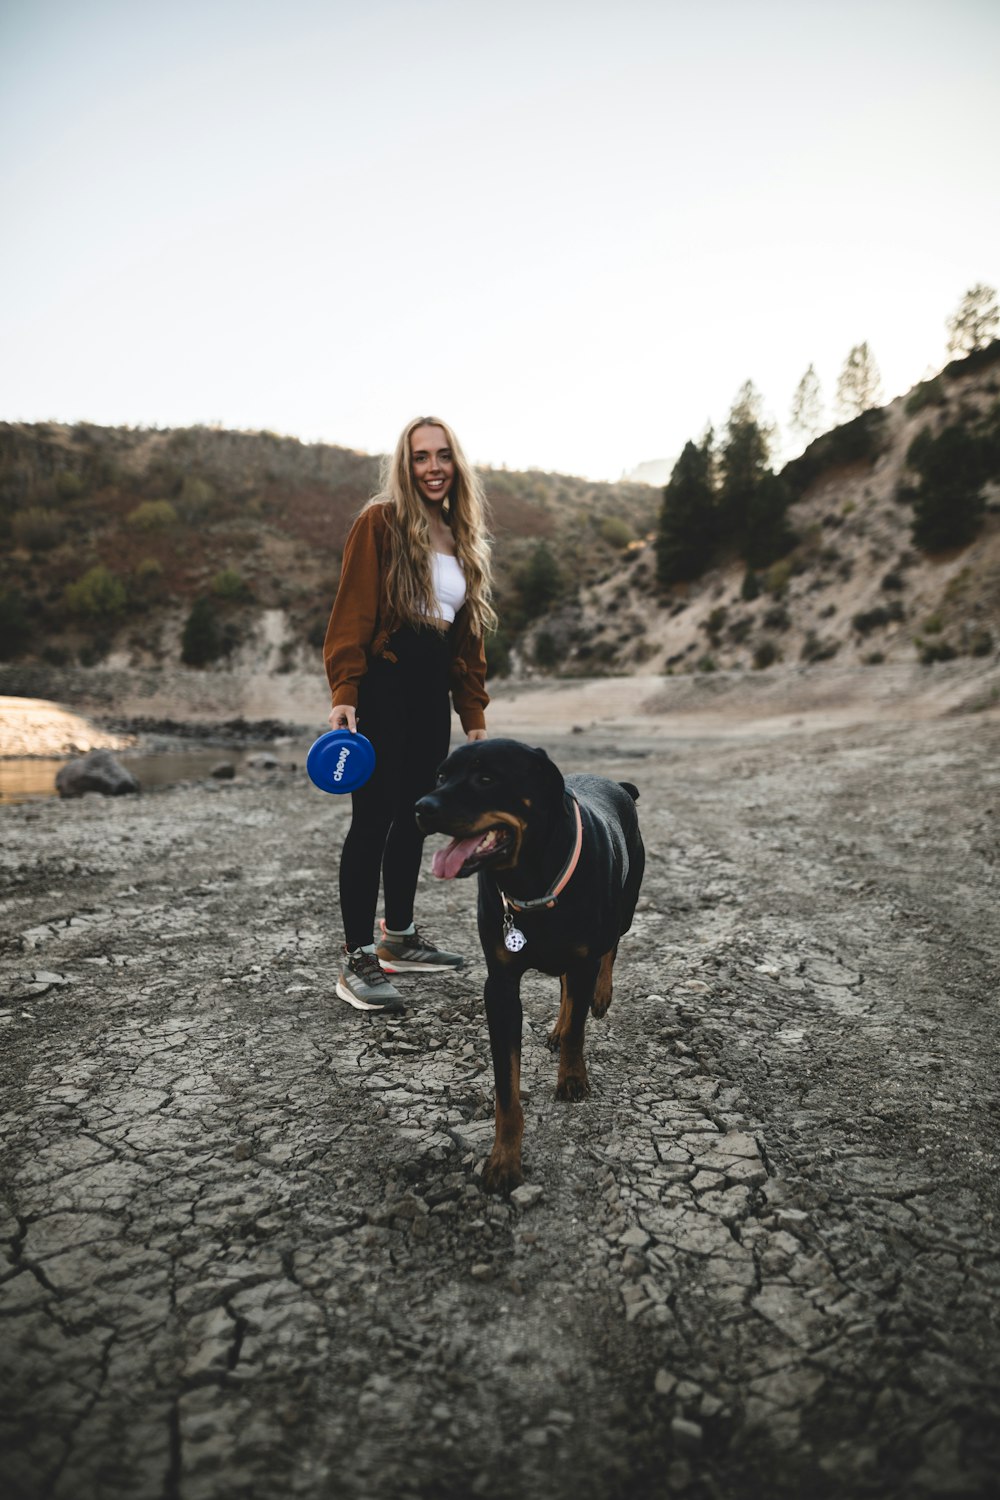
[414,791,441,832]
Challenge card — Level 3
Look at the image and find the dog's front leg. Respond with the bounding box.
[555,956,600,1101]
[482,971,524,1195]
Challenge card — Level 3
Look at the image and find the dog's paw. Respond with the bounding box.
[482,1153,524,1196]
[590,993,612,1019]
[555,1074,590,1102]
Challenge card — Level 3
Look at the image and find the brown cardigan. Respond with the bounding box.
[322,502,490,734]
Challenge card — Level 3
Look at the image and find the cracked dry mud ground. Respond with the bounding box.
[1,715,999,1500]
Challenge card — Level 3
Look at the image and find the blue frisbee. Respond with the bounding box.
[306,729,376,794]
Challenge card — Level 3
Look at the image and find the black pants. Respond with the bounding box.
[339,626,452,950]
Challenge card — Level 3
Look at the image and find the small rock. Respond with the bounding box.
[619,1225,651,1250]
[655,1369,678,1396]
[210,762,236,779]
[671,1416,704,1451]
[510,1184,544,1211]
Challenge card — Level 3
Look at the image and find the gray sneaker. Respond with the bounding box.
[376,921,464,973]
[336,947,406,1013]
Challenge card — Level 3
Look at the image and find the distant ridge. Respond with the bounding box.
[624,458,673,487]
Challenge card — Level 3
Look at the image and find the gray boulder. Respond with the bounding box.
[56,750,140,799]
[246,753,279,770]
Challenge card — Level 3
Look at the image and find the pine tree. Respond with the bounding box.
[789,365,824,444]
[515,542,562,621]
[946,283,999,356]
[836,343,882,421]
[719,381,771,549]
[656,434,716,585]
[744,472,794,569]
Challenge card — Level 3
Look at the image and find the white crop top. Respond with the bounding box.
[426,552,467,623]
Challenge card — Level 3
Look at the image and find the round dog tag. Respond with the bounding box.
[306,730,376,795]
[503,917,527,953]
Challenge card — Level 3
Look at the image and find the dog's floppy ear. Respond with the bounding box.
[531,746,566,800]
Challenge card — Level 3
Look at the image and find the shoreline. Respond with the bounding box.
[2,656,999,761]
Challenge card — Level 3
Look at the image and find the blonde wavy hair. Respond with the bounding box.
[371,415,497,636]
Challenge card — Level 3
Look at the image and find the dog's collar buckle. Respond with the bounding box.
[501,794,583,915]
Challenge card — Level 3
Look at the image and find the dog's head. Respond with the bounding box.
[415,738,566,879]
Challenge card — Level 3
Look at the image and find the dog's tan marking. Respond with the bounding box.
[591,946,617,1019]
[555,971,591,1102]
[547,973,572,1052]
[483,1053,524,1193]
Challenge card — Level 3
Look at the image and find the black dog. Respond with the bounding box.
[415,738,644,1194]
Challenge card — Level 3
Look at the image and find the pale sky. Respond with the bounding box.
[2,0,998,480]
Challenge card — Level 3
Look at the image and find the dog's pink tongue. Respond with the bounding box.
[431,836,482,880]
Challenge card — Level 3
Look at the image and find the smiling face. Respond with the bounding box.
[409,423,455,507]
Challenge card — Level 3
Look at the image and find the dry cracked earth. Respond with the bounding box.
[1,712,999,1500]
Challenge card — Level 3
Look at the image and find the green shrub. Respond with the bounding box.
[211,568,252,602]
[881,570,905,592]
[181,596,223,667]
[534,630,560,669]
[919,639,958,664]
[853,602,904,635]
[0,586,32,660]
[65,565,127,618]
[904,378,946,415]
[740,569,759,601]
[598,515,633,550]
[907,424,996,551]
[728,616,753,644]
[695,654,718,673]
[763,603,790,631]
[765,559,792,598]
[922,612,944,634]
[12,507,62,550]
[135,557,164,582]
[753,639,780,669]
[800,632,839,663]
[127,499,177,530]
[940,338,1000,381]
[78,635,112,667]
[54,470,85,501]
[864,651,885,665]
[485,625,512,679]
[179,476,215,515]
[704,606,727,639]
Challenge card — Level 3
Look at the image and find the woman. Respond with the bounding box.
[323,416,496,1013]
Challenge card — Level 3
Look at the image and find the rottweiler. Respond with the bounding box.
[415,738,644,1194]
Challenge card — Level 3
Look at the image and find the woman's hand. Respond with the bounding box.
[466,728,488,742]
[329,703,357,733]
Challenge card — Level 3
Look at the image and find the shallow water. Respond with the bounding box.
[0,747,300,805]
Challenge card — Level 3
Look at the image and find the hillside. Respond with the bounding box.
[0,424,658,675]
[522,345,1000,678]
[2,345,998,691]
